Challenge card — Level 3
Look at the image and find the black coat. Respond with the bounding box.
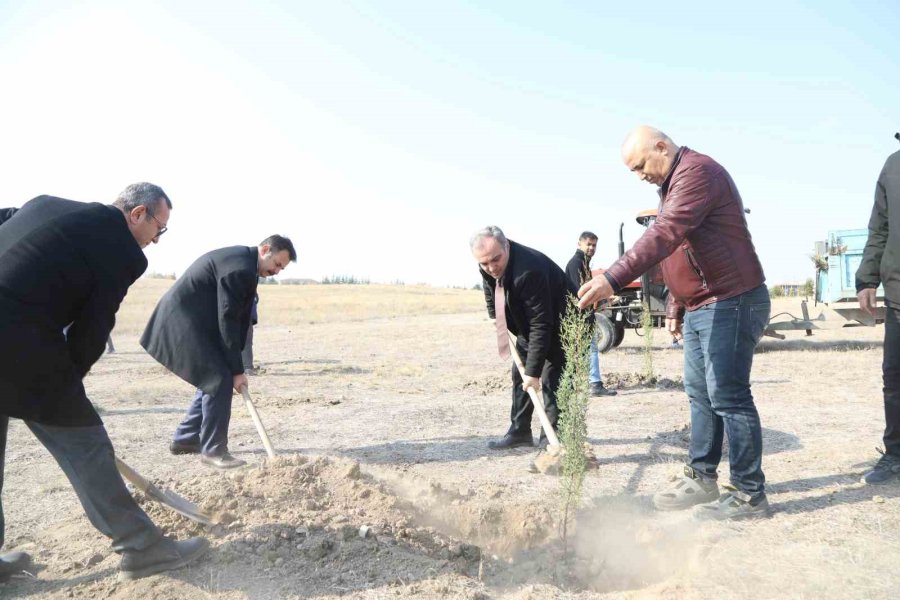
[565,249,591,289]
[479,240,576,377]
[141,246,258,392]
[0,196,147,426]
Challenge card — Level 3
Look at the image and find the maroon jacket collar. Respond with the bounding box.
[659,146,688,198]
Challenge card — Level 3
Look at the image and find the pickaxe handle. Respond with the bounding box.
[506,331,561,448]
[241,385,277,459]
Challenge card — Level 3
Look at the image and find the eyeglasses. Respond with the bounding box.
[149,213,168,238]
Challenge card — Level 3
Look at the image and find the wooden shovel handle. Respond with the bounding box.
[241,385,277,459]
[506,331,561,448]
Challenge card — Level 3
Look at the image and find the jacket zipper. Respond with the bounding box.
[684,248,708,289]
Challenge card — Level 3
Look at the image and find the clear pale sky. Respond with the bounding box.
[1,1,897,286]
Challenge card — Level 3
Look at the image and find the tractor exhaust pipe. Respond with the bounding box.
[618,223,625,258]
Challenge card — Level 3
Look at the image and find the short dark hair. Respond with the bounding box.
[112,182,171,216]
[579,231,598,241]
[260,234,297,262]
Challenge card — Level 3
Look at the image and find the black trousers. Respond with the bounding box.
[509,343,564,436]
[882,307,900,455]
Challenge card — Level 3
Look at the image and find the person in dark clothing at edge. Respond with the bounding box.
[565,231,617,397]
[141,235,296,470]
[0,183,208,582]
[578,126,771,521]
[242,292,260,373]
[856,142,900,484]
[472,226,576,450]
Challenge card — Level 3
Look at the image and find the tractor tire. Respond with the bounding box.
[594,313,616,354]
[612,322,626,348]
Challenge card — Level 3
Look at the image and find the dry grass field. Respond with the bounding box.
[3,281,899,599]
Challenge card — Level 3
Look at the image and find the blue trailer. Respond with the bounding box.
[814,228,885,325]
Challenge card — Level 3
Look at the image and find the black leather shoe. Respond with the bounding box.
[200,452,246,469]
[169,441,201,455]
[590,383,618,397]
[0,551,31,582]
[487,432,533,450]
[119,536,209,581]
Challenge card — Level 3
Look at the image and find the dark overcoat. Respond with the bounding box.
[0,196,147,426]
[140,246,258,392]
[479,240,576,378]
[565,249,591,288]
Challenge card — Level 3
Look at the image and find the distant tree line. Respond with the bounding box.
[321,275,371,285]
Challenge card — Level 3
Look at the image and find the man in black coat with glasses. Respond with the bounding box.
[0,183,207,582]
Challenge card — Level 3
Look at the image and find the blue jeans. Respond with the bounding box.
[683,285,770,497]
[589,334,601,385]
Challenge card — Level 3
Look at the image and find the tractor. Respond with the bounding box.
[593,209,669,353]
[595,206,820,353]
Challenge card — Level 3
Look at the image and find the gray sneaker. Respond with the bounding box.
[695,487,771,521]
[861,449,900,485]
[653,465,720,511]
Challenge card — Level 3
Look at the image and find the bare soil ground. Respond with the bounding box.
[3,283,899,599]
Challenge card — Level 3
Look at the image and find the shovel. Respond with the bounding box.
[240,384,276,459]
[506,331,561,450]
[115,457,214,526]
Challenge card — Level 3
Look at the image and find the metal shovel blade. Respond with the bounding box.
[115,457,214,526]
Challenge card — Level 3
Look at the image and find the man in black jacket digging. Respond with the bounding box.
[471,226,576,449]
[0,183,207,582]
[141,235,295,469]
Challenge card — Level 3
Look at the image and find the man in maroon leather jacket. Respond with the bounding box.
[579,126,772,520]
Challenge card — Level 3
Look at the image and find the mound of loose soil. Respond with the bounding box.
[120,455,663,598]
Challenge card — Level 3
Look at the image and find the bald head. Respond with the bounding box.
[621,126,680,186]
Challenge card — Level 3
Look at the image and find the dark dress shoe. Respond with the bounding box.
[169,441,201,455]
[119,536,209,580]
[200,452,246,469]
[590,383,618,397]
[488,432,533,450]
[0,551,31,582]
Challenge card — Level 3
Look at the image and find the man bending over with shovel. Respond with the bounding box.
[471,226,577,450]
[0,183,208,582]
[141,235,295,469]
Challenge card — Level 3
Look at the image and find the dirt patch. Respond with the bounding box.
[5,292,900,599]
[462,371,508,396]
[604,371,684,390]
